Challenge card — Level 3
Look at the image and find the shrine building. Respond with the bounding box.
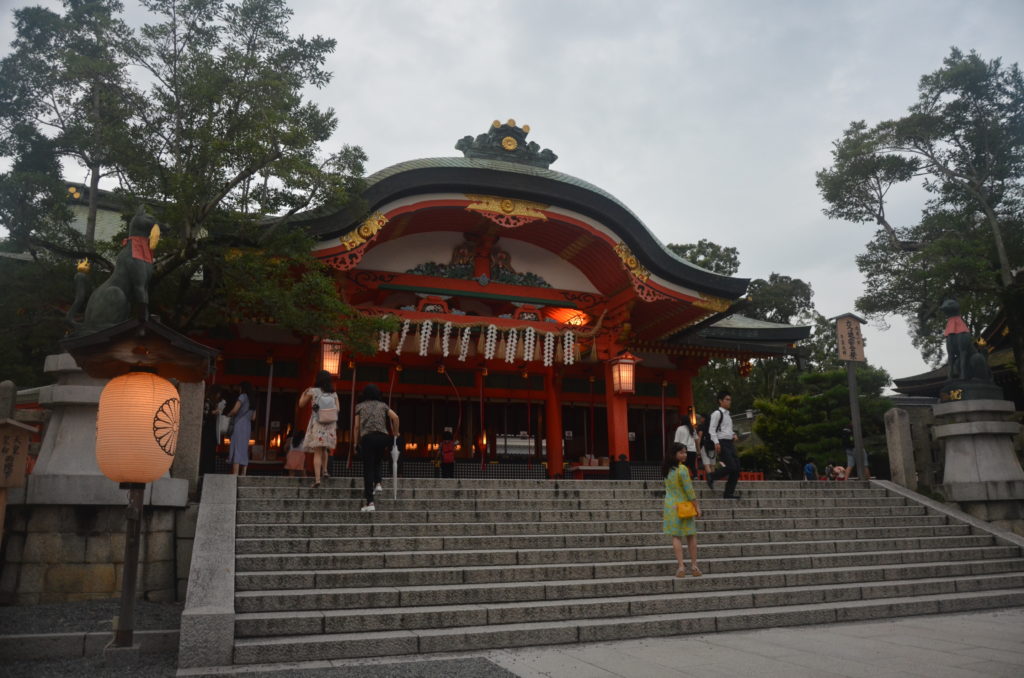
[202,120,803,476]
[66,120,809,477]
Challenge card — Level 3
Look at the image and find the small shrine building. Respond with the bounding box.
[201,120,805,477]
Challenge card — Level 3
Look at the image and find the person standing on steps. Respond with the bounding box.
[227,382,256,476]
[298,370,338,489]
[353,383,400,512]
[662,445,701,577]
[673,417,698,478]
[706,390,741,499]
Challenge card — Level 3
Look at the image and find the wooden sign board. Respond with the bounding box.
[0,419,36,489]
[835,315,866,363]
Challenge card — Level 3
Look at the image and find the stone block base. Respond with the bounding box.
[1,504,183,605]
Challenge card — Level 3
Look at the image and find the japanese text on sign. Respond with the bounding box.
[835,316,866,362]
[0,425,31,488]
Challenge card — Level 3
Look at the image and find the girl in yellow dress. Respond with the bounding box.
[662,444,702,577]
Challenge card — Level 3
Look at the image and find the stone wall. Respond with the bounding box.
[0,503,196,605]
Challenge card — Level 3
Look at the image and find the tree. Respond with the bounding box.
[0,0,387,382]
[751,365,891,477]
[667,239,815,413]
[0,0,137,250]
[817,48,1024,386]
[667,238,740,276]
[746,274,814,325]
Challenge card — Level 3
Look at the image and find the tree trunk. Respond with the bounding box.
[85,163,100,247]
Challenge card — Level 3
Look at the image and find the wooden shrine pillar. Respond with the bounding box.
[544,369,563,478]
[676,364,699,417]
[604,359,630,461]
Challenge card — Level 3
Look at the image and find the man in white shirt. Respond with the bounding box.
[706,390,741,499]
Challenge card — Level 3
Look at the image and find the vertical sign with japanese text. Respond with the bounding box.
[836,316,866,362]
[0,421,34,488]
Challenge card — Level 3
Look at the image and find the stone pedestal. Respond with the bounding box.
[884,408,917,491]
[1,354,193,603]
[933,399,1024,535]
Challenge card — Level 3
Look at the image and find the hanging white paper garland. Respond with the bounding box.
[543,332,556,367]
[396,319,411,354]
[378,329,390,353]
[505,328,518,363]
[563,330,575,366]
[484,325,498,360]
[441,321,453,357]
[418,320,433,356]
[523,326,536,362]
[458,327,471,362]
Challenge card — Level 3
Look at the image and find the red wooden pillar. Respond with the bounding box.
[676,363,699,417]
[604,360,630,461]
[544,369,563,478]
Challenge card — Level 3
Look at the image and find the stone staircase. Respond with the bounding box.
[228,477,1024,666]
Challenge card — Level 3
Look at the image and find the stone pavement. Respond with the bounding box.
[168,606,1024,677]
[481,606,1024,678]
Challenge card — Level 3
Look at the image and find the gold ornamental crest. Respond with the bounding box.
[465,195,548,221]
[613,242,650,281]
[501,136,518,151]
[339,212,389,251]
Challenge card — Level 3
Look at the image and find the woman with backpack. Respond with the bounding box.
[298,370,339,489]
[353,383,400,512]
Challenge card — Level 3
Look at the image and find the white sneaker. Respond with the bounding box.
[360,504,375,512]
[374,483,382,494]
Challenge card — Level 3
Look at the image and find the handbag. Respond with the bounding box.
[676,501,698,519]
[225,418,235,438]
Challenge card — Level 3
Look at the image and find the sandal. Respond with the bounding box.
[675,568,687,578]
[691,565,703,577]
[310,481,321,489]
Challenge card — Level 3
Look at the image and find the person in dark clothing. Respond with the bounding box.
[439,430,456,478]
[353,383,400,512]
[706,390,741,499]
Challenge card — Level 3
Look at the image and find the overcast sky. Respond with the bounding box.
[2,0,1022,385]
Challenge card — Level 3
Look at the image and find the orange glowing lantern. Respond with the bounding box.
[609,351,641,395]
[321,340,342,375]
[95,370,179,483]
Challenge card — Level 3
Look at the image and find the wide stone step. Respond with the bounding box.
[234,570,1024,637]
[235,520,974,541]
[234,508,946,530]
[235,534,1002,572]
[231,588,1024,663]
[235,532,995,556]
[235,496,926,515]
[234,546,1021,591]
[237,477,871,490]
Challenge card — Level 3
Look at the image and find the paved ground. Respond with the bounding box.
[0,599,182,635]
[2,607,1023,677]
[484,607,1024,678]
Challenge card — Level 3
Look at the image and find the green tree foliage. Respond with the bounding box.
[0,0,135,250]
[746,274,814,325]
[816,47,1024,385]
[667,238,740,276]
[0,0,388,385]
[752,365,891,476]
[668,239,817,414]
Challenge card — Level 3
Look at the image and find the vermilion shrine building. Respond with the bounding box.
[195,121,803,476]
[66,121,808,476]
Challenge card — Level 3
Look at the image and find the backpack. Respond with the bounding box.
[315,391,338,424]
[441,440,456,463]
[700,408,725,452]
